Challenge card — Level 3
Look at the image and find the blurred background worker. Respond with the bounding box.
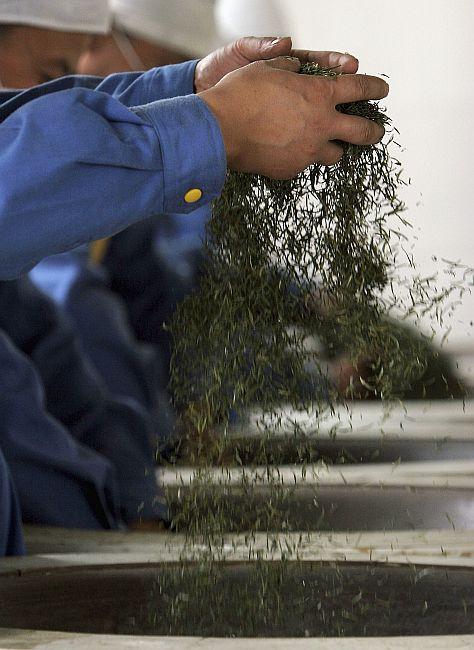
[0,0,171,555]
[0,0,107,87]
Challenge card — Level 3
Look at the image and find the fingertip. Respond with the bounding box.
[326,51,359,73]
[270,36,292,45]
[375,123,386,143]
[374,78,390,100]
[372,74,390,98]
[340,54,359,73]
[266,35,293,54]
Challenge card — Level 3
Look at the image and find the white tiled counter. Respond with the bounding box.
[1,629,474,650]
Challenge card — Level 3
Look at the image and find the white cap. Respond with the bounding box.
[215,0,287,41]
[110,0,222,58]
[0,0,111,34]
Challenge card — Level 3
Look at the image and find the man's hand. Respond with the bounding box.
[199,57,389,179]
[194,36,359,93]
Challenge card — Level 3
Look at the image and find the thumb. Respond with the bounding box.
[234,36,293,63]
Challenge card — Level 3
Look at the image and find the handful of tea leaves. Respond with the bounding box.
[170,63,463,444]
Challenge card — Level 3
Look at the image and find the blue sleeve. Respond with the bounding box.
[90,60,199,105]
[0,80,226,279]
[0,60,198,118]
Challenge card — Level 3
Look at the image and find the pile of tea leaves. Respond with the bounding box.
[169,62,466,453]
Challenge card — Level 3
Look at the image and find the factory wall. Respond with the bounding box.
[277,0,474,350]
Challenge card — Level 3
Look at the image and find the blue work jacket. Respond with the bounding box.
[0,61,226,279]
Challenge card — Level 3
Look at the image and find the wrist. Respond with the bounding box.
[198,88,239,169]
[194,59,207,94]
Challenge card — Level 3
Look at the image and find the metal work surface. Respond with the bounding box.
[5,400,474,647]
[212,436,474,465]
[1,561,474,637]
[184,400,474,465]
[160,459,474,488]
[3,530,474,646]
[167,483,474,532]
[160,460,474,532]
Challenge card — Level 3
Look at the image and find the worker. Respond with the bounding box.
[0,10,387,557]
[1,4,298,449]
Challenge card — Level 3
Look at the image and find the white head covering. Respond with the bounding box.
[0,0,111,34]
[215,0,287,41]
[110,0,222,58]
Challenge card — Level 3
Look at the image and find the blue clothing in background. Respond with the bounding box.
[0,449,24,556]
[31,206,210,409]
[0,63,226,279]
[0,329,120,530]
[30,249,176,450]
[102,208,209,373]
[0,279,167,527]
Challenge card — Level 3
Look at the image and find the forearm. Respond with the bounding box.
[0,87,226,279]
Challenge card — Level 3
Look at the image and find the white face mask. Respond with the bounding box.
[112,28,145,71]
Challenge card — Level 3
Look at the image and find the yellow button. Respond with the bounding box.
[184,188,203,204]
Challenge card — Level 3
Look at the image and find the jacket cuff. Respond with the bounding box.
[132,93,227,215]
